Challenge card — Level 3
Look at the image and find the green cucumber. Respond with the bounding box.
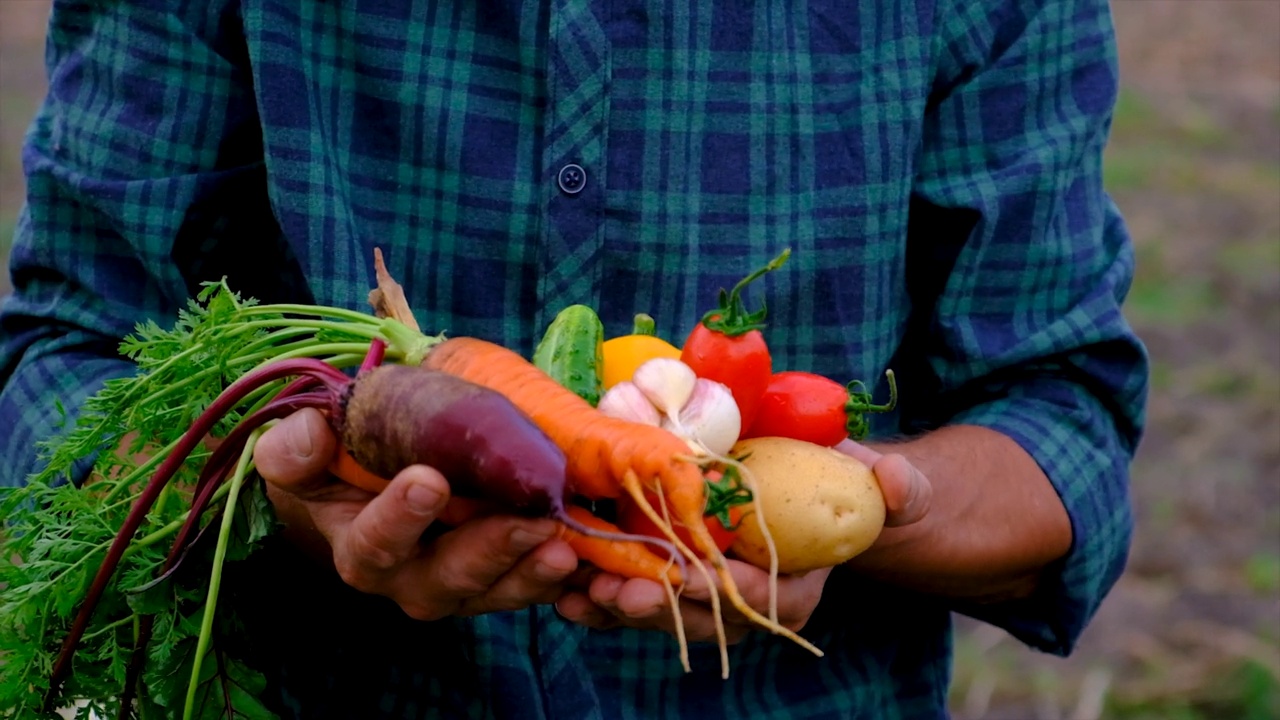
[533,304,606,406]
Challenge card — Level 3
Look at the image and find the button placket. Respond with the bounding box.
[537,0,610,336]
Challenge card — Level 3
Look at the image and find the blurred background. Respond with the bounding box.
[2,1,1277,717]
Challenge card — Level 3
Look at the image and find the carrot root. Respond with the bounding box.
[622,471,730,679]
[557,506,682,586]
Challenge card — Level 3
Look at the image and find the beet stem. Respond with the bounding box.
[165,391,334,570]
[45,358,350,707]
[358,338,387,375]
[116,389,335,708]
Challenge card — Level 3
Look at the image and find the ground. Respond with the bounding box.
[1,2,1277,717]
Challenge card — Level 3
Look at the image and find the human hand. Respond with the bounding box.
[252,408,579,621]
[554,558,830,644]
[553,438,930,640]
[833,439,932,528]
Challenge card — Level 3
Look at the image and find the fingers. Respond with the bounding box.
[834,438,882,467]
[374,513,573,621]
[327,465,451,590]
[834,440,931,528]
[254,408,338,492]
[424,517,558,595]
[559,561,831,643]
[454,538,578,615]
[555,591,621,631]
[871,453,931,527]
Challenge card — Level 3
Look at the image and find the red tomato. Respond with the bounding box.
[743,370,898,446]
[679,250,791,430]
[616,490,740,556]
[680,321,772,431]
[744,371,851,446]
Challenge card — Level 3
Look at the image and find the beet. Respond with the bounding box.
[337,364,571,517]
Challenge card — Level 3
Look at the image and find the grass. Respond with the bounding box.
[1244,553,1280,595]
[1124,241,1221,327]
[1105,659,1280,720]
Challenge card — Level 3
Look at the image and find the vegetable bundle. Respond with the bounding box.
[0,249,895,718]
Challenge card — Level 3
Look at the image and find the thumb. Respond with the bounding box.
[872,453,931,527]
[254,408,338,492]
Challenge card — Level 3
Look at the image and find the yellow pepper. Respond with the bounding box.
[600,313,683,389]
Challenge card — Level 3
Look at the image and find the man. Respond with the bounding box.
[0,0,1148,717]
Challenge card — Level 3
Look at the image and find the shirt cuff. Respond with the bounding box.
[945,378,1135,656]
[0,347,136,489]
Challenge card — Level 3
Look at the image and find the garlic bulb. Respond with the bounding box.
[597,381,661,426]
[661,378,741,456]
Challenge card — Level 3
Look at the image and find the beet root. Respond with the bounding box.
[337,364,571,517]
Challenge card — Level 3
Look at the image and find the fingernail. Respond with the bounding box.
[511,526,552,552]
[405,483,442,513]
[901,466,928,521]
[534,559,572,582]
[291,411,317,459]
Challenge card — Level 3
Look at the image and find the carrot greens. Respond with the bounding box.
[0,281,436,718]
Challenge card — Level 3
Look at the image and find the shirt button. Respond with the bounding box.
[557,163,586,195]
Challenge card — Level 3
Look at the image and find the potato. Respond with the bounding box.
[729,436,886,574]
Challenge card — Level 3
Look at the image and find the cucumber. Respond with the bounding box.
[533,304,606,406]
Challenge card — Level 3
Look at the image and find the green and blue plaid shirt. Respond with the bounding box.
[2,0,1148,717]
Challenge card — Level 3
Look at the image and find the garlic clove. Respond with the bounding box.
[666,378,742,457]
[597,381,661,426]
[631,357,698,418]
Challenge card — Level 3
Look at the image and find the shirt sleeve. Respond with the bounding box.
[903,0,1150,655]
[0,0,267,489]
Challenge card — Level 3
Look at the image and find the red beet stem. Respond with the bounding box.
[45,358,351,706]
[164,391,335,570]
[358,338,387,375]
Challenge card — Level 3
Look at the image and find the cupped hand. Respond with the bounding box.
[252,408,579,621]
[555,559,831,644]
[553,437,931,641]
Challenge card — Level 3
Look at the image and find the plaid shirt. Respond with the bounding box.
[1,0,1148,717]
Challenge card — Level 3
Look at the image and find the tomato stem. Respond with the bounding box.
[699,248,790,337]
[845,369,898,440]
[703,466,753,530]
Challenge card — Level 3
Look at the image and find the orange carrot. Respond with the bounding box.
[329,448,502,526]
[556,505,681,586]
[423,336,824,672]
[329,447,390,494]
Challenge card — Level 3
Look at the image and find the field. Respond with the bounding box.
[2,1,1277,717]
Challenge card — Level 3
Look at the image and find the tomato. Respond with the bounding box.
[743,370,898,445]
[681,322,772,431]
[616,491,740,556]
[615,467,749,556]
[679,250,790,430]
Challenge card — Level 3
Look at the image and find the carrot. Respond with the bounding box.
[557,504,690,671]
[557,505,681,585]
[423,337,825,673]
[329,450,498,526]
[329,447,390,494]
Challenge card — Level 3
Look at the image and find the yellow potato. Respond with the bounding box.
[729,436,886,574]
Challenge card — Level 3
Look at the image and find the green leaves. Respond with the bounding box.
[143,639,276,720]
[0,282,403,717]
